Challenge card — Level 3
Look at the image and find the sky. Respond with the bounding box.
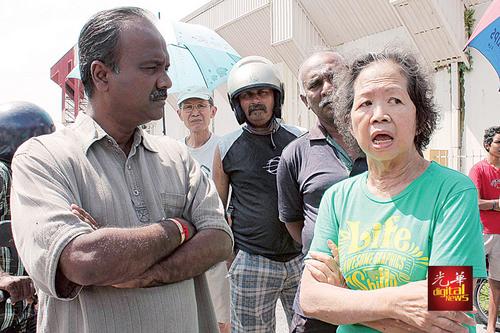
[0,0,209,126]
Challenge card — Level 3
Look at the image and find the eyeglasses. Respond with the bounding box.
[181,103,211,112]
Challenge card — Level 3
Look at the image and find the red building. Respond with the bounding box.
[50,46,86,125]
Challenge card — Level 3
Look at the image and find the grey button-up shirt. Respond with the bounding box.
[10,113,232,333]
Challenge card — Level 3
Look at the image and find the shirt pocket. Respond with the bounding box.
[161,192,186,218]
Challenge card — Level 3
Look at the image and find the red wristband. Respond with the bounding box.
[181,222,189,240]
[168,218,185,244]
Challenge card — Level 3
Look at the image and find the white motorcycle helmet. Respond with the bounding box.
[227,56,284,125]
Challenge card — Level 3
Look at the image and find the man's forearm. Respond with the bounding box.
[284,220,304,244]
[212,146,230,208]
[478,198,500,211]
[119,228,232,288]
[59,220,182,286]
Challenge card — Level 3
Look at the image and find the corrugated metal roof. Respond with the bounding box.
[183,0,472,72]
[215,6,283,62]
[272,40,303,76]
[271,0,293,44]
[186,0,269,30]
[297,0,401,46]
[271,0,327,73]
[292,2,328,51]
[436,0,467,47]
[392,0,466,67]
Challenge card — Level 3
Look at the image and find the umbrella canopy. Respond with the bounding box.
[162,21,241,94]
[66,21,241,94]
[464,0,500,78]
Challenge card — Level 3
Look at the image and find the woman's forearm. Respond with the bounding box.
[300,271,474,332]
[300,268,393,324]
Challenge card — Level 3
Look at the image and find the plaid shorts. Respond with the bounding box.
[228,250,303,332]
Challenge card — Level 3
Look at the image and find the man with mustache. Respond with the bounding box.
[276,51,367,332]
[176,86,231,333]
[213,56,305,332]
[9,7,232,333]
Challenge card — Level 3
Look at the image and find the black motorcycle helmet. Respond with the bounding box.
[0,101,55,163]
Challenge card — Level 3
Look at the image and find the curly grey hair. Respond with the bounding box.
[332,48,439,154]
[78,7,154,98]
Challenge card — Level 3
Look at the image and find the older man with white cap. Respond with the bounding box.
[177,86,220,177]
[177,86,231,333]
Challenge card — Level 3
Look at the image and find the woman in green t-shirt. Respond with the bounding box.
[299,49,486,333]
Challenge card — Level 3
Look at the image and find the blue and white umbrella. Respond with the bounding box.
[162,21,241,93]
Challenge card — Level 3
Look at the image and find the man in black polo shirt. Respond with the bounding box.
[276,51,367,332]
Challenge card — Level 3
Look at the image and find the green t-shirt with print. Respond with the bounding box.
[310,162,487,333]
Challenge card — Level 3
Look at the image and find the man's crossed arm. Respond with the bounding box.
[57,204,232,294]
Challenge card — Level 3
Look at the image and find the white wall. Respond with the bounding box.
[212,86,241,136]
[431,68,453,150]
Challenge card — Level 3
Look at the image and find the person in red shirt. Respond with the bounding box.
[469,125,500,333]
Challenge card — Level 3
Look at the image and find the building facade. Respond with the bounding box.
[154,0,499,174]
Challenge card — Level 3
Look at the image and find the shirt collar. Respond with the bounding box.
[74,113,158,155]
[309,122,328,140]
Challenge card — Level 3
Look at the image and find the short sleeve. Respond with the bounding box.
[307,188,339,256]
[277,149,303,223]
[10,140,93,300]
[429,187,487,278]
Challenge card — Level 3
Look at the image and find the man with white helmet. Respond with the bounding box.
[213,56,304,332]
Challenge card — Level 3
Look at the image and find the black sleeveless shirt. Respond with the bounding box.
[219,125,304,261]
